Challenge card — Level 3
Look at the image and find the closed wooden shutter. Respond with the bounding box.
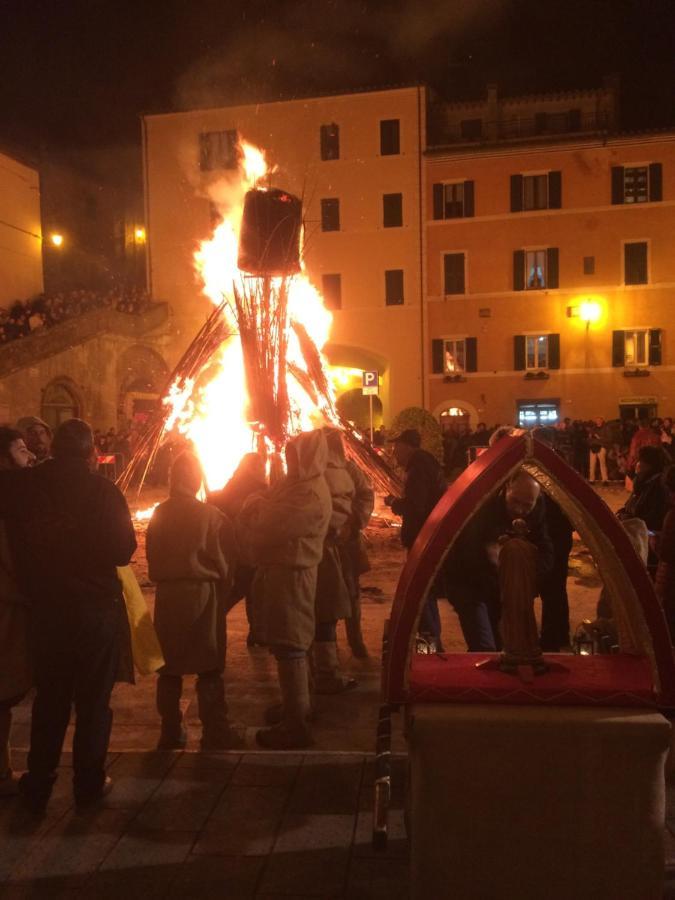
[513,250,525,291]
[548,171,562,209]
[465,337,478,372]
[547,247,559,288]
[548,333,561,369]
[611,166,625,204]
[612,331,625,367]
[432,183,444,220]
[649,163,663,202]
[649,329,662,366]
[463,180,475,217]
[432,339,444,374]
[624,242,648,285]
[444,253,465,294]
[510,175,523,212]
[514,335,526,371]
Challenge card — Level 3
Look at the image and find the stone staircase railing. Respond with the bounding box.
[0,302,170,378]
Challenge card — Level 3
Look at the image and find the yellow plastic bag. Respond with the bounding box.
[117,565,165,676]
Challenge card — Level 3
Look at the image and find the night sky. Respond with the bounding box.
[0,0,673,155]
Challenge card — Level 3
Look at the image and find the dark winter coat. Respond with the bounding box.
[444,490,554,601]
[390,449,447,548]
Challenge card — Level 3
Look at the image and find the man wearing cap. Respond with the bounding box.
[16,416,52,463]
[385,429,447,645]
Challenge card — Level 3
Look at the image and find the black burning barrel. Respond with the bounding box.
[237,188,302,276]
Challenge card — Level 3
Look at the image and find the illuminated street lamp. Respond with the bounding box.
[50,232,64,248]
[134,227,146,242]
[579,301,601,323]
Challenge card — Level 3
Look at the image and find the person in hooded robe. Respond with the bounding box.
[237,430,332,749]
[146,451,242,751]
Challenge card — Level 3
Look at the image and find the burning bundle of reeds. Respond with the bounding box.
[116,300,232,494]
[233,276,289,457]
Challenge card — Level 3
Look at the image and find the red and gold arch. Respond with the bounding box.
[382,433,675,709]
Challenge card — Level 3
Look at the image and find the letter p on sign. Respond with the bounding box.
[362,370,379,396]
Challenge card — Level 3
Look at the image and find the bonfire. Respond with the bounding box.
[118,138,401,503]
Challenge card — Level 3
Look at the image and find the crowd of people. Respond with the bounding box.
[0,287,151,345]
[0,416,374,812]
[2,410,675,816]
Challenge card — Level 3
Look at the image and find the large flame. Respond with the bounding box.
[164,139,336,490]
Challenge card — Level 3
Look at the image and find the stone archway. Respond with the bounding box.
[41,377,82,430]
[323,342,390,421]
[117,344,169,427]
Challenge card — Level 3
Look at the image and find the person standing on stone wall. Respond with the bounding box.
[146,451,244,751]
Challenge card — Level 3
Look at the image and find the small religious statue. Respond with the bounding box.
[497,518,548,675]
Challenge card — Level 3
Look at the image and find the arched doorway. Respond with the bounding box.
[41,379,81,430]
[439,406,471,433]
[336,389,383,431]
[323,342,390,423]
[117,345,169,428]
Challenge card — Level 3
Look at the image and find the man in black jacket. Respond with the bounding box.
[385,429,447,644]
[0,418,136,811]
[444,469,553,651]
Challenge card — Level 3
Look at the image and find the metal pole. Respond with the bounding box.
[369,393,374,444]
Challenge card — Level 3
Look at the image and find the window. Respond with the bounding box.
[523,174,548,210]
[443,339,466,373]
[384,269,404,306]
[612,329,662,367]
[517,401,560,428]
[526,249,546,289]
[624,241,648,284]
[460,119,482,140]
[383,193,403,227]
[321,198,340,232]
[380,119,400,155]
[432,181,475,219]
[624,330,648,366]
[624,167,649,204]
[612,164,662,204]
[510,171,562,211]
[513,248,559,290]
[583,256,595,275]
[320,123,340,160]
[514,333,560,370]
[431,337,477,373]
[443,253,465,294]
[322,273,342,310]
[199,130,238,171]
[526,335,549,369]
